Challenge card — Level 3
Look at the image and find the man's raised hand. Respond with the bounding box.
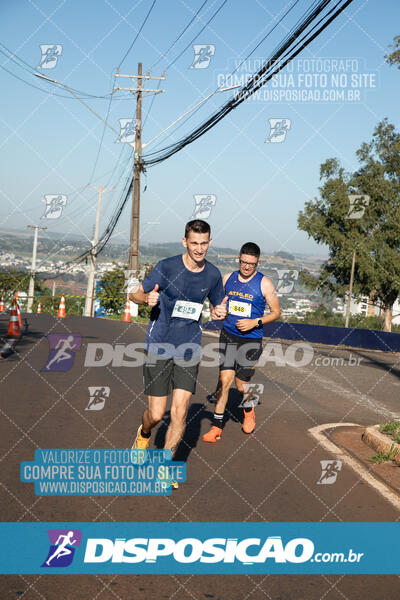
[213,295,228,320]
[147,284,160,307]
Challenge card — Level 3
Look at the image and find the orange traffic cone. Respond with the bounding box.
[37,303,42,314]
[123,299,131,322]
[14,293,22,328]
[0,296,4,312]
[57,295,66,318]
[7,300,21,338]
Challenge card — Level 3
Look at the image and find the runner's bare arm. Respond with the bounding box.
[260,276,281,324]
[129,283,159,306]
[222,272,232,288]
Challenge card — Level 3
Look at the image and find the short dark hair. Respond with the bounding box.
[185,219,211,238]
[240,242,260,258]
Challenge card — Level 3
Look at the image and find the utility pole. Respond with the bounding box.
[345,249,356,328]
[26,225,47,313]
[131,62,142,275]
[114,65,164,274]
[84,185,113,317]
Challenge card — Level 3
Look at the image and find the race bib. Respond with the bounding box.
[172,300,203,321]
[228,299,251,317]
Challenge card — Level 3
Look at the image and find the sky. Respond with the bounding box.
[0,0,399,259]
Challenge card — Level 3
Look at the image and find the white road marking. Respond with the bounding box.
[295,365,400,421]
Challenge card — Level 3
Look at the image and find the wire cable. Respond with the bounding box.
[145,0,304,151]
[164,0,228,71]
[118,0,158,68]
[142,0,354,166]
[87,72,117,184]
[0,42,114,99]
[151,0,210,68]
[41,0,355,267]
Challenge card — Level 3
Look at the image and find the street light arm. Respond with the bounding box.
[34,72,133,146]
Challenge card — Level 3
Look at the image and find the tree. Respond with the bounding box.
[298,120,400,332]
[385,36,400,68]
[96,265,126,315]
[0,270,48,298]
[32,295,85,316]
[96,263,154,317]
[298,157,370,303]
[355,120,400,331]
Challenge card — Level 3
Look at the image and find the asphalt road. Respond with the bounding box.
[1,313,399,599]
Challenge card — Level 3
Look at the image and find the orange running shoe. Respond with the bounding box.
[131,425,150,463]
[132,425,150,450]
[242,408,256,434]
[157,466,180,489]
[203,425,223,443]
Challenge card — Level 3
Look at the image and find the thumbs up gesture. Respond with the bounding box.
[213,295,228,320]
[147,284,160,307]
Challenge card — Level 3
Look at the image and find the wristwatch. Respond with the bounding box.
[257,319,263,327]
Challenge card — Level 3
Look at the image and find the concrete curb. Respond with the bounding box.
[309,423,400,510]
[362,425,400,464]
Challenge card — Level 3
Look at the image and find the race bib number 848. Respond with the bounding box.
[228,299,251,317]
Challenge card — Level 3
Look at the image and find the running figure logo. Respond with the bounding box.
[117,119,136,143]
[86,386,110,411]
[37,45,62,69]
[317,460,342,485]
[239,383,264,408]
[190,44,216,69]
[276,270,298,294]
[190,195,217,219]
[265,119,292,143]
[42,529,82,567]
[42,334,82,372]
[41,194,67,220]
[346,195,370,220]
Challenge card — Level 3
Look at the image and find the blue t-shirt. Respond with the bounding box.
[223,271,266,339]
[142,254,224,358]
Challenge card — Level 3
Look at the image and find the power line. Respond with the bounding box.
[146,0,304,151]
[142,0,223,131]
[164,0,228,71]
[0,42,117,99]
[22,153,133,276]
[142,78,161,128]
[151,0,210,68]
[118,0,158,68]
[143,0,212,131]
[87,72,117,184]
[142,0,353,167]
[47,0,355,266]
[229,0,303,77]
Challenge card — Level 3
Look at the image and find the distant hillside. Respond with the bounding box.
[140,242,238,258]
[0,230,326,268]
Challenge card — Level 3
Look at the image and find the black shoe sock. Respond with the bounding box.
[141,428,151,438]
[212,412,224,428]
[244,406,253,413]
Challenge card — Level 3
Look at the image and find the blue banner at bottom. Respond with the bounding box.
[0,522,398,574]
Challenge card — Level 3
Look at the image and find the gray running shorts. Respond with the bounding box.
[143,353,200,396]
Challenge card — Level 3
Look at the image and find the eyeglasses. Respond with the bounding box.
[239,259,258,268]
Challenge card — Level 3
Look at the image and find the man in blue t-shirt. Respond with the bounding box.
[128,220,228,476]
[203,242,281,443]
